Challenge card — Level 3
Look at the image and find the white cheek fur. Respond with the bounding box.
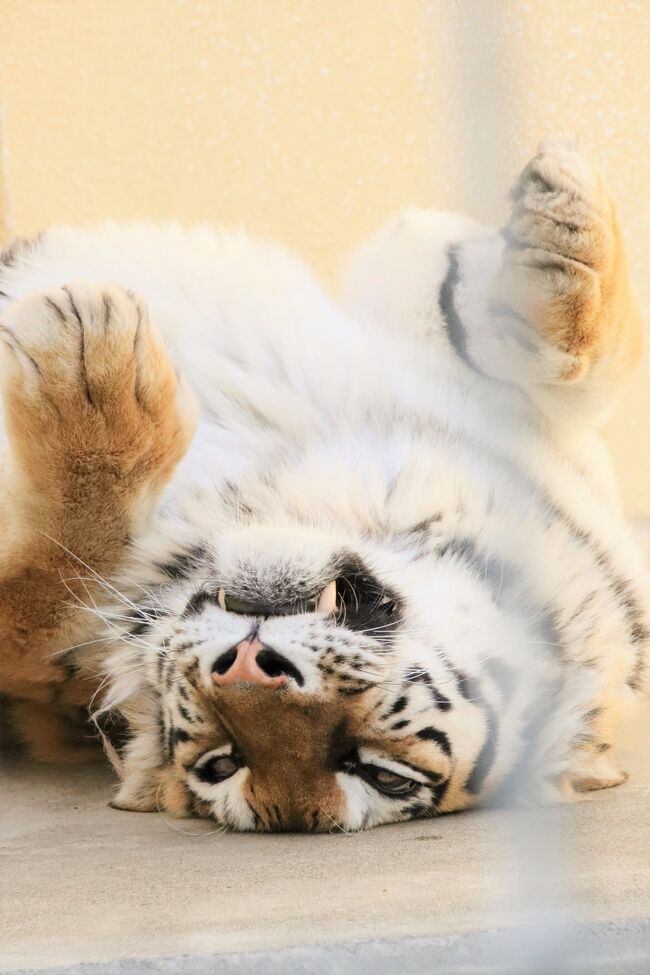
[335,772,371,831]
[188,766,256,831]
[336,771,417,831]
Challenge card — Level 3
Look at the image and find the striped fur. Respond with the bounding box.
[0,141,647,829]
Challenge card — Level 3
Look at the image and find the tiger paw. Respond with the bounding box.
[494,140,640,383]
[569,745,628,793]
[0,282,197,520]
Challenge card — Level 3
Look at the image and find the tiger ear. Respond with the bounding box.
[97,686,194,816]
[111,763,193,815]
[107,727,193,816]
[97,689,166,813]
[107,720,164,813]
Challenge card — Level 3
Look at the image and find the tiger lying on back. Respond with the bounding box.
[0,142,647,831]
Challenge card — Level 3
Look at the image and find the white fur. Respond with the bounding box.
[1,203,647,830]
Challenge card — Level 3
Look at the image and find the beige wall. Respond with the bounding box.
[0,0,648,512]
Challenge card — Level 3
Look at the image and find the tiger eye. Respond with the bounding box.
[195,754,240,784]
[355,763,420,797]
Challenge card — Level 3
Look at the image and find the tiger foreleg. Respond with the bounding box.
[0,282,196,755]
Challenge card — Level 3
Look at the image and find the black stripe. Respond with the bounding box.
[182,589,219,617]
[437,244,645,691]
[429,429,646,691]
[129,618,151,637]
[177,702,194,724]
[128,605,167,638]
[62,286,95,407]
[246,801,262,831]
[547,505,648,689]
[416,726,452,756]
[438,245,514,387]
[389,695,408,716]
[390,758,444,785]
[164,723,173,760]
[188,794,208,819]
[157,545,206,581]
[438,246,481,374]
[173,727,192,746]
[451,667,482,702]
[431,778,450,809]
[102,293,112,330]
[338,683,373,697]
[500,226,529,252]
[434,537,516,606]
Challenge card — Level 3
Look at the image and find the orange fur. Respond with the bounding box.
[0,283,196,758]
[147,685,452,831]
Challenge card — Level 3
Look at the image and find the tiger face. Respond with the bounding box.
[109,525,548,831]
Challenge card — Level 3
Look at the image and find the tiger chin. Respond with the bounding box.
[0,140,647,831]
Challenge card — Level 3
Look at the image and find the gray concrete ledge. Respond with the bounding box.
[2,707,649,974]
[8,920,650,975]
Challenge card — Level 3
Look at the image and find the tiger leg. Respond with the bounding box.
[493,144,644,791]
[5,699,103,763]
[0,282,197,759]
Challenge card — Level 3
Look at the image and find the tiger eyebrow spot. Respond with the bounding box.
[416,726,452,756]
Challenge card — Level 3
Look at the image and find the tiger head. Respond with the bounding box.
[105,519,559,831]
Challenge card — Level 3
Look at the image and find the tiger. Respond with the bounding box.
[0,140,647,831]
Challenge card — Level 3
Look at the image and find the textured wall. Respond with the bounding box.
[0,0,648,511]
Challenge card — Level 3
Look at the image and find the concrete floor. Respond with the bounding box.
[1,704,648,974]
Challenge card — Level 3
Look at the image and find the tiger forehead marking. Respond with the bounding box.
[210,687,354,831]
[167,670,460,832]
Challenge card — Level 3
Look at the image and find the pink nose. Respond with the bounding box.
[211,638,288,688]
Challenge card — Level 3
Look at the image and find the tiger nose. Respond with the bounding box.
[211,638,289,688]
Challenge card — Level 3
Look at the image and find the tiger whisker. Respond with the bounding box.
[154,780,230,838]
[58,573,167,629]
[40,531,148,616]
[59,583,165,660]
[45,633,126,660]
[317,804,354,836]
